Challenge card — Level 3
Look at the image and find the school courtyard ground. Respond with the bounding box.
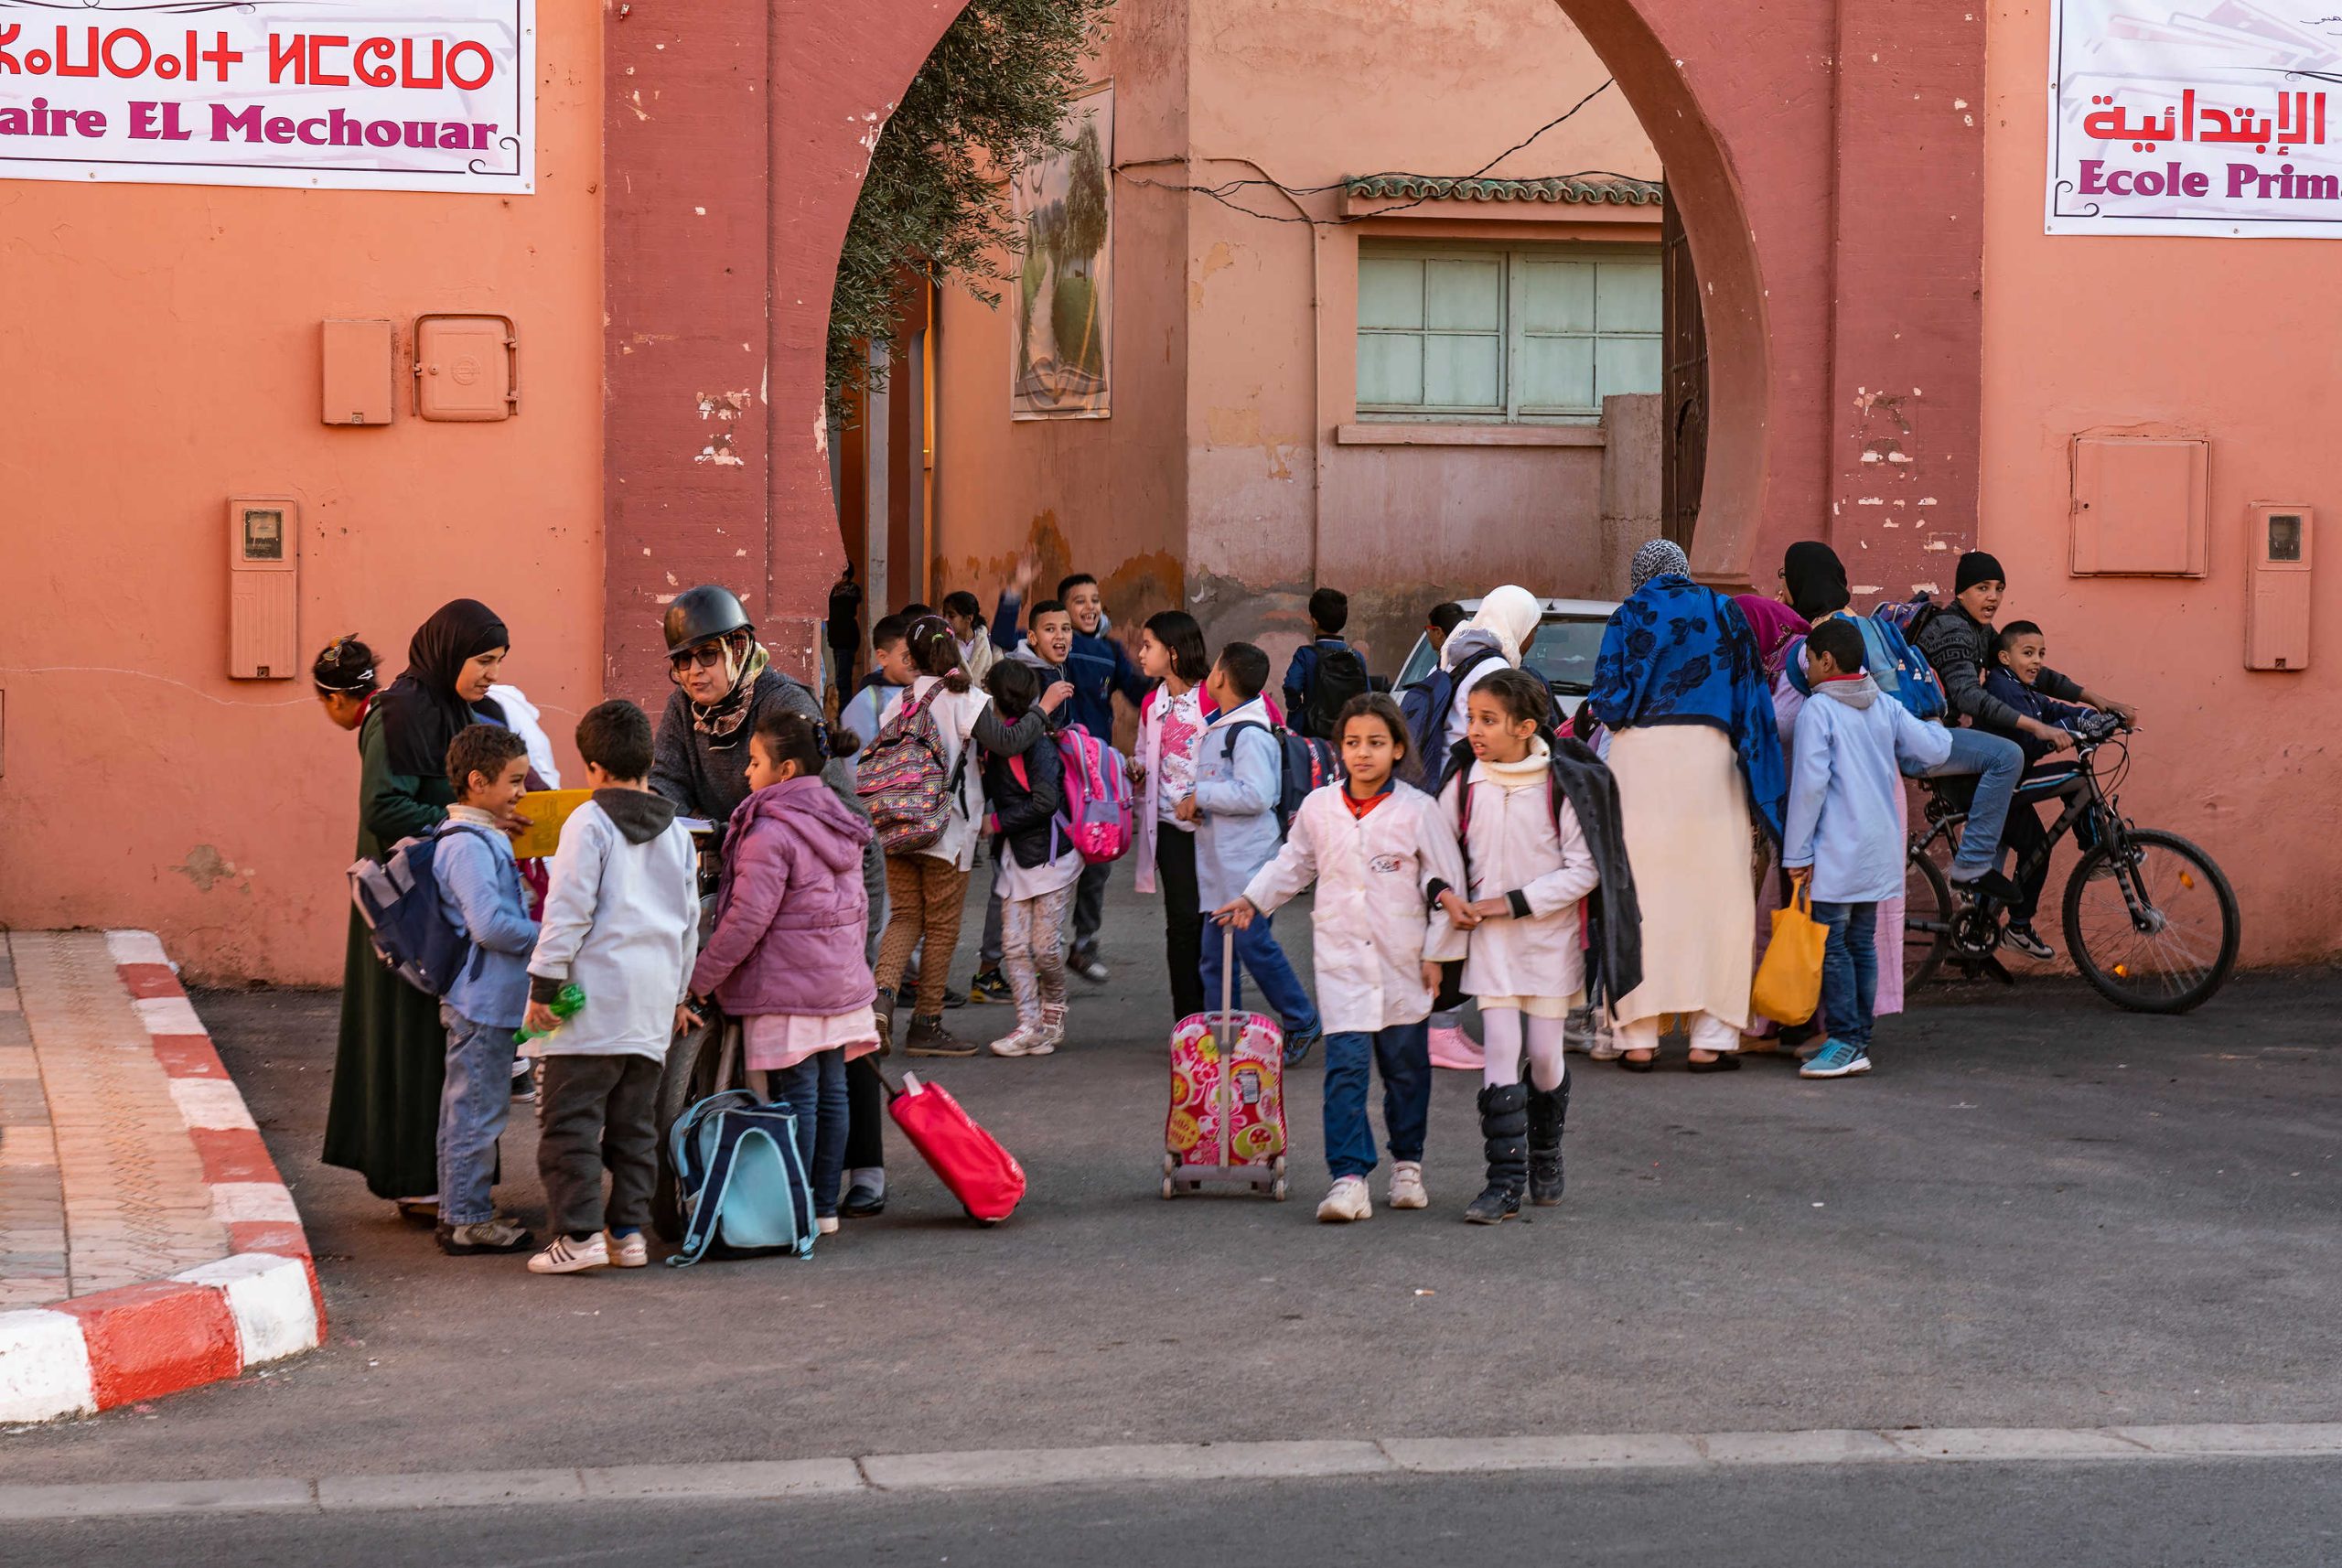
[4,889,2338,1564]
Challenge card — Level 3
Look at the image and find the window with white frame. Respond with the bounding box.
[1355,242,1661,422]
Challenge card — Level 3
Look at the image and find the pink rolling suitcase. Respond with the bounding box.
[1161,925,1289,1200]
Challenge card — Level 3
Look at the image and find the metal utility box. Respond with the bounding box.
[414,314,519,422]
[2245,504,2313,671]
[228,497,299,680]
[2070,435,2208,577]
[321,319,395,426]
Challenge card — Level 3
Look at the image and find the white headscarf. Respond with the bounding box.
[1445,585,1541,670]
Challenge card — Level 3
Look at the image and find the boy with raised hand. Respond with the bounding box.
[1183,641,1325,1064]
[1781,619,1951,1080]
[522,700,701,1274]
[432,724,542,1257]
[994,556,1145,983]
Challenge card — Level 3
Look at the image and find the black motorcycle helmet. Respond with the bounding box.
[663,585,753,653]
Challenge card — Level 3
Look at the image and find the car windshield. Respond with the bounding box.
[1395,614,1610,695]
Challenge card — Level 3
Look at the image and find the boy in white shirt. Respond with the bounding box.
[522,700,701,1273]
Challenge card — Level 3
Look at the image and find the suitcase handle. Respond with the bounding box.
[1216,920,1235,1171]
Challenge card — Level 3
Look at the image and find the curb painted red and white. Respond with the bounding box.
[0,931,325,1424]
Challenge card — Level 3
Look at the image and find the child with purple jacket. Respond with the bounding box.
[687,709,879,1233]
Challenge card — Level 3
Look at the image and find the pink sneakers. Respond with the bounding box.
[1427,1023,1483,1071]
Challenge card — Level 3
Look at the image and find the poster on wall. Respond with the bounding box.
[2049,0,2342,236]
[1011,84,1112,419]
[0,2,533,194]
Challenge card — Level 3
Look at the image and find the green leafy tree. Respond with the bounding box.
[829,0,1114,418]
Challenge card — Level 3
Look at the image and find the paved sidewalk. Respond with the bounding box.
[0,933,322,1423]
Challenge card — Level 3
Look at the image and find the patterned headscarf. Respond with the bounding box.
[1630,538,1692,591]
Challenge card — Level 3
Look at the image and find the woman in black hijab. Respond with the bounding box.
[1779,540,1851,623]
[324,600,518,1217]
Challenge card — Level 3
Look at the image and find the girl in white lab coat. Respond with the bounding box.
[1218,695,1465,1224]
[1434,667,1599,1226]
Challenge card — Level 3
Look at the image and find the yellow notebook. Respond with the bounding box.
[510,789,594,861]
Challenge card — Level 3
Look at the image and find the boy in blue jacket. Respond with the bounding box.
[1781,620,1950,1080]
[433,725,543,1256]
[993,556,1147,980]
[1180,642,1324,1061]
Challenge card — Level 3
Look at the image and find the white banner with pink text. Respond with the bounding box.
[2048,0,2342,235]
[0,1,533,194]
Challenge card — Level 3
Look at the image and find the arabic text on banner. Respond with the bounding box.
[2049,0,2342,236]
[0,2,534,195]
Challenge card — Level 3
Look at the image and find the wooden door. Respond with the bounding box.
[1660,197,1707,550]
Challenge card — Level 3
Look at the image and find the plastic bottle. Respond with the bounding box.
[513,983,586,1045]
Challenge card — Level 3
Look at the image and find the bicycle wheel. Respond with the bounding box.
[2062,828,2240,1014]
[650,1013,731,1242]
[1903,845,1954,991]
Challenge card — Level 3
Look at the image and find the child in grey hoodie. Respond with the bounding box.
[523,700,701,1274]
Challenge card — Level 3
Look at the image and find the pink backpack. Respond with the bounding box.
[1050,724,1133,865]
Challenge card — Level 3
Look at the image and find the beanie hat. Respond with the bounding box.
[1954,551,2005,596]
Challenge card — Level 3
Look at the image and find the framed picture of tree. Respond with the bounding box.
[1011,83,1112,419]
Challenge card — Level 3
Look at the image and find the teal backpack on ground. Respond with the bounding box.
[665,1090,816,1266]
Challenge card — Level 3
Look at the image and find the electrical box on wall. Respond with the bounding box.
[229,497,299,680]
[2245,504,2312,671]
[2070,435,2208,576]
[414,314,519,422]
[321,319,395,426]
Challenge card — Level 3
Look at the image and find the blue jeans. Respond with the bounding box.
[1198,914,1321,1040]
[1323,1023,1431,1180]
[1910,728,2023,879]
[774,1048,850,1219]
[1812,900,1878,1049]
[437,1004,517,1227]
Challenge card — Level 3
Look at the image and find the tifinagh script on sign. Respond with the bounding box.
[0,3,535,194]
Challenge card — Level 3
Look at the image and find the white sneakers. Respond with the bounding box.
[528,1231,609,1274]
[1316,1176,1373,1223]
[1386,1161,1429,1210]
[991,1008,1066,1058]
[604,1230,649,1269]
[989,1025,1055,1058]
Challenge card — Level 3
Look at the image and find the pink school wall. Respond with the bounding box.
[1981,2,2342,964]
[0,11,604,986]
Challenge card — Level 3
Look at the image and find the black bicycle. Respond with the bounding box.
[1903,721,2239,1013]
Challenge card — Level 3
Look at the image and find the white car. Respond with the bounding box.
[1391,596,1619,701]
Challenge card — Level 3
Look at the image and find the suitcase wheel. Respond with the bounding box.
[1270,1177,1289,1202]
[1161,1152,1178,1176]
[1160,1176,1177,1200]
[1272,1155,1286,1178]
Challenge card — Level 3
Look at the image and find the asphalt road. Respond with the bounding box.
[10,1460,2340,1567]
[5,890,2337,1513]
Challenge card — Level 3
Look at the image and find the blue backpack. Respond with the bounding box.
[1397,648,1505,789]
[1219,720,1344,835]
[1787,608,1947,722]
[665,1090,817,1267]
[346,824,499,996]
[1855,602,1947,721]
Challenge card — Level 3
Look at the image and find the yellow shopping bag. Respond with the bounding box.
[1750,880,1827,1026]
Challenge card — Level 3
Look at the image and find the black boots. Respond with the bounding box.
[1526,1076,1570,1207]
[1463,1084,1529,1225]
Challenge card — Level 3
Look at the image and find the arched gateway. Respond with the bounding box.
[599,1,1982,694]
